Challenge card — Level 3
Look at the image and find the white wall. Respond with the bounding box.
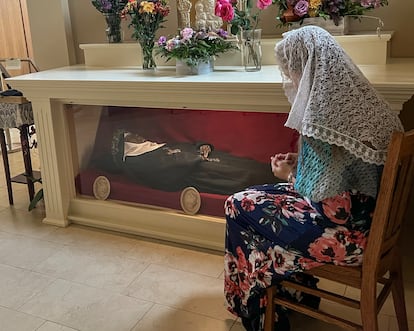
[24,0,414,69]
[26,0,76,70]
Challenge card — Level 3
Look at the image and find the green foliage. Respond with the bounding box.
[156,28,238,67]
[26,176,43,211]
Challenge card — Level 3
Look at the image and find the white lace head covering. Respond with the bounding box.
[274,26,403,165]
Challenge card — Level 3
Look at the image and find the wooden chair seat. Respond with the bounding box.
[264,130,414,331]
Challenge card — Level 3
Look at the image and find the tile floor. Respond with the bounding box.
[0,132,413,331]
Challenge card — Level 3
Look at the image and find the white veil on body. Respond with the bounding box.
[274,26,403,201]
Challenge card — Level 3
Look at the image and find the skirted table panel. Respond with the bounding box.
[0,97,36,204]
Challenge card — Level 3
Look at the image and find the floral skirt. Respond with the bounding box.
[224,183,376,331]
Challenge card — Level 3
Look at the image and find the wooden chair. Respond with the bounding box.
[264,130,414,331]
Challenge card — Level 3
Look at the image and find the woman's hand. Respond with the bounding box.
[270,153,297,181]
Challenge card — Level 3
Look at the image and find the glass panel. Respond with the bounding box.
[69,105,297,217]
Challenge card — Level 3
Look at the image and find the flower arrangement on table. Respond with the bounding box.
[215,0,277,35]
[92,0,128,13]
[276,0,388,26]
[91,0,128,43]
[121,0,170,69]
[215,0,275,71]
[156,27,238,68]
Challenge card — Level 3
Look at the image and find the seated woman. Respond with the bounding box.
[223,26,403,331]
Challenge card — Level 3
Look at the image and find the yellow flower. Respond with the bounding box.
[140,1,155,13]
[309,0,322,10]
[308,8,318,17]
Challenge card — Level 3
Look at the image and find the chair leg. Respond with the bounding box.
[360,280,379,331]
[391,259,409,331]
[264,286,276,331]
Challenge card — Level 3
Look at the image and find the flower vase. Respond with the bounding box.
[176,58,213,75]
[139,40,156,70]
[240,29,262,72]
[103,13,123,43]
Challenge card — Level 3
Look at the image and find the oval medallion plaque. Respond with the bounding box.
[93,176,111,200]
[180,186,201,215]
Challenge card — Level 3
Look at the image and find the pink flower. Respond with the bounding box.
[308,236,346,263]
[293,0,309,17]
[241,197,255,212]
[180,27,194,41]
[256,0,273,10]
[215,0,235,22]
[321,192,351,225]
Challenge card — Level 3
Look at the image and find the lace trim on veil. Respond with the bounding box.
[300,123,388,165]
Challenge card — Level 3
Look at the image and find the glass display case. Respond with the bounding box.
[71,104,298,217]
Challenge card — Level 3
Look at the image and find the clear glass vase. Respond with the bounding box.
[139,39,156,70]
[240,29,262,72]
[103,13,122,43]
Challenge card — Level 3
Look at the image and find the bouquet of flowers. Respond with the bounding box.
[91,0,129,43]
[276,0,388,26]
[215,0,276,35]
[121,0,170,69]
[156,27,237,67]
[91,0,128,13]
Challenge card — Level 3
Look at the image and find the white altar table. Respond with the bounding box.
[7,60,414,251]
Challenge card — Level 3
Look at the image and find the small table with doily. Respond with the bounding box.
[0,95,39,205]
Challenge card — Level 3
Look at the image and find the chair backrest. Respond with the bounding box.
[363,129,414,278]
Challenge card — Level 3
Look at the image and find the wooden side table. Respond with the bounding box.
[0,96,39,205]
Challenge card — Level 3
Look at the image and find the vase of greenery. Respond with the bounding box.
[91,0,127,43]
[215,0,275,71]
[121,0,170,70]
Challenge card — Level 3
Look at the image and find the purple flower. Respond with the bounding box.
[99,0,112,11]
[360,0,381,8]
[217,28,228,38]
[294,0,309,17]
[165,38,179,51]
[157,36,167,45]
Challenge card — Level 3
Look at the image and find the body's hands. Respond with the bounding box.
[270,152,297,182]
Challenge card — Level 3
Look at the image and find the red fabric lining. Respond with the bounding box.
[77,107,298,217]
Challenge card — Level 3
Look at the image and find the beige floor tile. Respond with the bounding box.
[0,183,43,211]
[40,225,141,258]
[33,245,148,292]
[229,320,246,331]
[126,239,224,277]
[19,278,153,331]
[380,280,414,320]
[388,316,414,331]
[0,231,60,269]
[0,207,55,239]
[317,277,346,296]
[36,321,79,331]
[0,263,53,309]
[124,263,233,321]
[0,306,45,331]
[290,312,390,331]
[131,304,235,331]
